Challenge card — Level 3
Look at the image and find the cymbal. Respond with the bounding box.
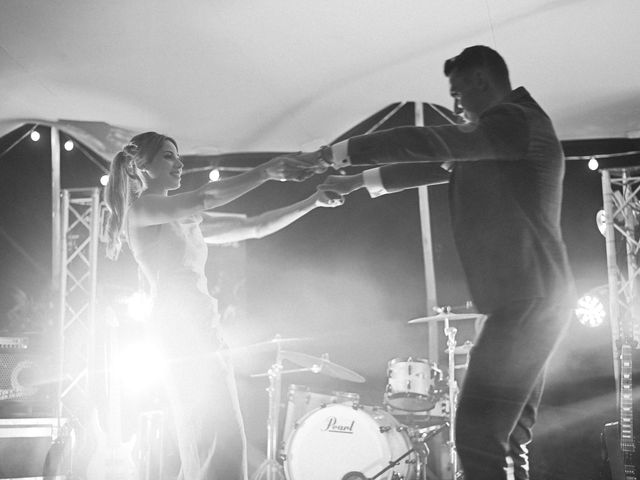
[280,350,365,383]
[226,335,309,355]
[408,313,485,324]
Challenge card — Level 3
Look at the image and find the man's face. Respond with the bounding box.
[448,68,485,123]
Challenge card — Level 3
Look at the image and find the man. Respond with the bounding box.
[291,45,576,479]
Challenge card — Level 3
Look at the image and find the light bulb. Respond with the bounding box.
[209,169,221,182]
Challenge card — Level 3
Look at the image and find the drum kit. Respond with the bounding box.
[249,306,485,480]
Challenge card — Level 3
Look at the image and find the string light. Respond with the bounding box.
[30,131,40,142]
[209,169,221,182]
[64,140,74,151]
[587,157,599,170]
[100,174,109,186]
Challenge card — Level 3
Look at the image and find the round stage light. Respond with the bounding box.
[575,293,607,328]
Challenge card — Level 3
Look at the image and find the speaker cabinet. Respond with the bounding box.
[0,337,56,418]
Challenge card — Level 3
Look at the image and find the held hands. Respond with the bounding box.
[264,151,328,182]
[317,173,364,196]
[314,190,344,208]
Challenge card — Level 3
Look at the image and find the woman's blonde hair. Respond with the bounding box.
[104,132,177,259]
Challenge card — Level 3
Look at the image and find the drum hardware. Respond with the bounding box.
[367,444,418,480]
[443,312,462,478]
[446,341,473,356]
[408,304,486,325]
[282,404,415,480]
[409,305,480,480]
[280,385,361,455]
[334,422,450,480]
[384,357,445,412]
[225,334,310,356]
[279,350,366,383]
[250,339,366,480]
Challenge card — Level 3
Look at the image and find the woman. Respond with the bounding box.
[104,132,339,480]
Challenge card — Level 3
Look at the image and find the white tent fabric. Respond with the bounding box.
[1,0,639,158]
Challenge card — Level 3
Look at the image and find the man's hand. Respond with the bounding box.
[260,154,322,182]
[317,173,364,196]
[265,151,328,182]
[314,190,344,208]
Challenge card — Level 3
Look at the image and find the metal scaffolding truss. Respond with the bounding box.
[602,167,640,352]
[601,166,640,467]
[56,187,100,425]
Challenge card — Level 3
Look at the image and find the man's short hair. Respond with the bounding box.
[444,45,509,84]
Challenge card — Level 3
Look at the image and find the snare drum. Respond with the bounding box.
[282,403,415,480]
[384,357,440,412]
[280,385,359,453]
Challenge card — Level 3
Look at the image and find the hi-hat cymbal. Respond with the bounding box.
[280,350,365,383]
[408,312,485,324]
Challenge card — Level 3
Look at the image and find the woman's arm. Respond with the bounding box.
[202,191,343,244]
[129,156,316,227]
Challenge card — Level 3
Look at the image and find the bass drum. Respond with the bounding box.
[282,404,415,480]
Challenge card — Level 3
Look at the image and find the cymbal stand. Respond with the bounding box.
[252,347,285,480]
[444,315,460,479]
[250,344,326,480]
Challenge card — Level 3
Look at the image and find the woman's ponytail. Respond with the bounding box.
[104,150,141,259]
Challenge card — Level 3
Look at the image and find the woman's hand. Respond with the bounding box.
[317,173,364,196]
[314,190,344,208]
[262,153,327,182]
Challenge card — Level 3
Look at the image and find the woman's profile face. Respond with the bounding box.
[144,139,183,192]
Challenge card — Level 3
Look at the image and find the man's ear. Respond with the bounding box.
[471,68,490,91]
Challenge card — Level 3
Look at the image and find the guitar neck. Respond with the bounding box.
[620,345,634,452]
[619,336,637,480]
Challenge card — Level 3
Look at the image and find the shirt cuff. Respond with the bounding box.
[362,168,388,198]
[330,140,351,169]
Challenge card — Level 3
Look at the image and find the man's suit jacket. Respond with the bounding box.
[347,87,575,313]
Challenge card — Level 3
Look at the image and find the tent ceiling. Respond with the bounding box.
[1,0,639,158]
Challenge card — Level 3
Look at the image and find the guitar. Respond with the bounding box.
[86,308,137,480]
[602,309,637,480]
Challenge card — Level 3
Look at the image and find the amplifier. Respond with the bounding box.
[0,336,56,417]
[0,337,28,349]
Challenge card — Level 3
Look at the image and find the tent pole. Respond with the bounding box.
[51,126,61,293]
[414,102,440,363]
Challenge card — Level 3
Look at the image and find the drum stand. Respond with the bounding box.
[250,337,288,480]
[443,315,460,479]
[250,342,333,480]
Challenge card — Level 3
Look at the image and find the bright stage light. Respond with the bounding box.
[116,341,165,392]
[30,131,40,142]
[588,157,599,171]
[575,292,607,328]
[596,210,607,236]
[100,174,109,186]
[209,169,221,182]
[125,291,152,322]
[64,140,74,151]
